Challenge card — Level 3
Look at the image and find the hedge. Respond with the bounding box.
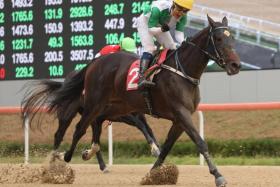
[1,139,280,157]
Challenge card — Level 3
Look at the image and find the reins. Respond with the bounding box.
[160,25,230,86]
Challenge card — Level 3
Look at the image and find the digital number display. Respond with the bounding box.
[0,0,153,80]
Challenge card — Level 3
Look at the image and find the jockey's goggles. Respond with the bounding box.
[174,4,190,14]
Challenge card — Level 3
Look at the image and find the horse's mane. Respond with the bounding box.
[190,26,210,42]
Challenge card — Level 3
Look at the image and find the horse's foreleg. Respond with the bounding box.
[138,114,161,152]
[135,116,160,157]
[176,109,226,187]
[152,123,183,169]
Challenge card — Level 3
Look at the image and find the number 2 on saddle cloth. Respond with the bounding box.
[126,49,168,91]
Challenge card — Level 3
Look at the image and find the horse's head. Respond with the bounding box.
[207,15,241,75]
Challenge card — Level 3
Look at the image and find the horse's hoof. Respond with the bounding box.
[215,176,227,187]
[91,144,100,153]
[151,143,160,157]
[82,150,91,161]
[151,148,160,157]
[64,152,72,163]
[52,151,65,161]
[102,167,110,173]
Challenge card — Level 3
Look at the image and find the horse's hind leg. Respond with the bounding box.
[82,116,103,161]
[93,118,109,172]
[152,123,183,169]
[64,107,96,162]
[64,87,110,162]
[81,116,108,172]
[54,118,71,150]
[54,106,80,150]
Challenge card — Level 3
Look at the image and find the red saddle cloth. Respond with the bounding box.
[126,49,168,91]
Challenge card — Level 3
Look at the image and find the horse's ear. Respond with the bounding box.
[222,16,228,26]
[207,14,215,28]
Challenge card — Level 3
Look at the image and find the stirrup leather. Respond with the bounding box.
[144,95,153,115]
[141,90,154,116]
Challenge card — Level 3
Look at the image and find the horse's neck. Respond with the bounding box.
[179,28,210,79]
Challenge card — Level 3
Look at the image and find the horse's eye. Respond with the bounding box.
[216,38,222,42]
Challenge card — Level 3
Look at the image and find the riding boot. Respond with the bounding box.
[138,52,155,90]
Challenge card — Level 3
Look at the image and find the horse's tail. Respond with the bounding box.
[21,66,87,127]
[48,66,87,119]
[21,79,64,126]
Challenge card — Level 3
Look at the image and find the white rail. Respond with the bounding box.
[193,4,280,35]
[189,4,280,50]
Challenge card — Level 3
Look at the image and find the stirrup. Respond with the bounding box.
[138,80,155,90]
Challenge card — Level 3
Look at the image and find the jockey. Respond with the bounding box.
[95,37,137,57]
[137,0,193,89]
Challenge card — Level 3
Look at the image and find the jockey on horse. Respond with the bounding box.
[137,0,193,89]
[137,0,193,113]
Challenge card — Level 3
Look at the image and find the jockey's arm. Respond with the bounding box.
[148,27,162,35]
[147,7,165,35]
[175,30,184,44]
[175,15,187,44]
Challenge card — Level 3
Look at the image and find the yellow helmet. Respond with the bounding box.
[173,0,194,10]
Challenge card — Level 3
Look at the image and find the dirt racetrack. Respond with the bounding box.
[0,164,280,187]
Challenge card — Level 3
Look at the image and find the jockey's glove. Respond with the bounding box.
[161,23,170,32]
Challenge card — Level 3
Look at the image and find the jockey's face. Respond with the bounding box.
[172,4,189,19]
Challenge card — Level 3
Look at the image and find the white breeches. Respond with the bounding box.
[137,14,177,54]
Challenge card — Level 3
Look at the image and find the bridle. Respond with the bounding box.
[160,25,230,86]
[187,26,229,68]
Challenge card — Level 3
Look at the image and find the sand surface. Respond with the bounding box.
[1,164,280,187]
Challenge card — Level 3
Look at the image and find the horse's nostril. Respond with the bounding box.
[231,62,241,69]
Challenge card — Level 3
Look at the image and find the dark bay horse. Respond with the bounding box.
[21,75,160,172]
[33,16,240,186]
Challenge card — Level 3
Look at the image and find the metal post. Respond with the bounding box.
[198,111,204,166]
[24,114,29,164]
[256,31,261,44]
[108,122,113,166]
[278,38,280,51]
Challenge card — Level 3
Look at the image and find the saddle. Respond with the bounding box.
[126,49,168,91]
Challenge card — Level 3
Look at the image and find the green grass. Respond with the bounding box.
[2,155,280,166]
